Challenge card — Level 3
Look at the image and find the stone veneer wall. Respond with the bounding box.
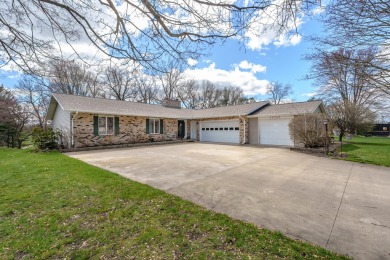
[189,116,248,144]
[73,113,178,148]
[185,119,191,139]
[241,117,249,144]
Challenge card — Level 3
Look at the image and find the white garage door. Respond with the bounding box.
[200,120,239,143]
[259,118,293,146]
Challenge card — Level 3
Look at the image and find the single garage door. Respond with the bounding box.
[200,120,239,143]
[259,118,293,146]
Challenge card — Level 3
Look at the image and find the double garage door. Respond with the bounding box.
[198,118,293,146]
[200,120,239,143]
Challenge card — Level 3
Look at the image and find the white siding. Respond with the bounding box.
[248,118,258,145]
[52,106,71,131]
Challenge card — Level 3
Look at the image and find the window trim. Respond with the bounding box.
[98,116,115,135]
[149,118,160,134]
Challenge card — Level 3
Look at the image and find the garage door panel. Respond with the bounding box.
[259,118,293,146]
[200,120,239,143]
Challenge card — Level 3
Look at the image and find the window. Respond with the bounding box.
[202,128,205,130]
[149,118,160,134]
[224,127,228,130]
[215,128,219,131]
[206,128,209,130]
[98,116,114,135]
[229,127,233,130]
[219,128,223,130]
[210,128,214,130]
[235,127,239,130]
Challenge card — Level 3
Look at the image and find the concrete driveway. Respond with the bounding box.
[67,143,390,259]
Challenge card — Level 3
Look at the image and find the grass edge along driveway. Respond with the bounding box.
[0,148,348,259]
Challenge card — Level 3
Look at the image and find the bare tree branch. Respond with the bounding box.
[314,0,390,94]
[103,66,136,100]
[266,81,293,104]
[307,48,381,138]
[0,0,321,73]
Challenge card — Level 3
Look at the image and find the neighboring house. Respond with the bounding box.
[366,123,390,137]
[46,93,324,148]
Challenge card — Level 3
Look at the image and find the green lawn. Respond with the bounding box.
[0,148,347,259]
[339,136,390,167]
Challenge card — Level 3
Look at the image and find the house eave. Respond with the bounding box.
[61,110,252,120]
[247,113,295,118]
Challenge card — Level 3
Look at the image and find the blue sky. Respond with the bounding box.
[0,10,324,103]
[184,16,323,102]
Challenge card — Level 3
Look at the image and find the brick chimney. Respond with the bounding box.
[162,98,181,108]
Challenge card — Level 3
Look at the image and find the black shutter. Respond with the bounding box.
[160,119,164,134]
[146,119,150,134]
[93,116,99,136]
[114,117,120,135]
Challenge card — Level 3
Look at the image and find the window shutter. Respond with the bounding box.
[114,117,120,135]
[160,119,164,134]
[93,116,99,136]
[146,119,150,134]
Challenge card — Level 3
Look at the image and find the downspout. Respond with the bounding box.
[239,115,246,144]
[71,111,79,147]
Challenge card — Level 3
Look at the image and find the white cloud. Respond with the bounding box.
[184,62,270,96]
[274,34,302,47]
[301,92,318,97]
[0,63,17,73]
[244,0,304,50]
[237,60,266,74]
[187,58,198,66]
[311,6,325,15]
[245,29,276,50]
[7,73,22,79]
[290,34,302,45]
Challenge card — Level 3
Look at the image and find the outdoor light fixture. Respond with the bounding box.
[324,119,329,154]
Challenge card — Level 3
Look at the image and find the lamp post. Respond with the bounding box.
[324,119,329,155]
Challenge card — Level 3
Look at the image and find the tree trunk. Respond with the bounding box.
[338,129,344,142]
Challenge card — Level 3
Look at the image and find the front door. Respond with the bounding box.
[178,120,185,139]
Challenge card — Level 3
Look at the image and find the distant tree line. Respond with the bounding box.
[1,59,261,148]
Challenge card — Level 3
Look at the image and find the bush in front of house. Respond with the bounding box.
[31,127,61,150]
[289,114,327,148]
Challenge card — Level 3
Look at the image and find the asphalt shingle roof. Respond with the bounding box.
[46,93,269,120]
[187,102,270,119]
[249,101,323,117]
